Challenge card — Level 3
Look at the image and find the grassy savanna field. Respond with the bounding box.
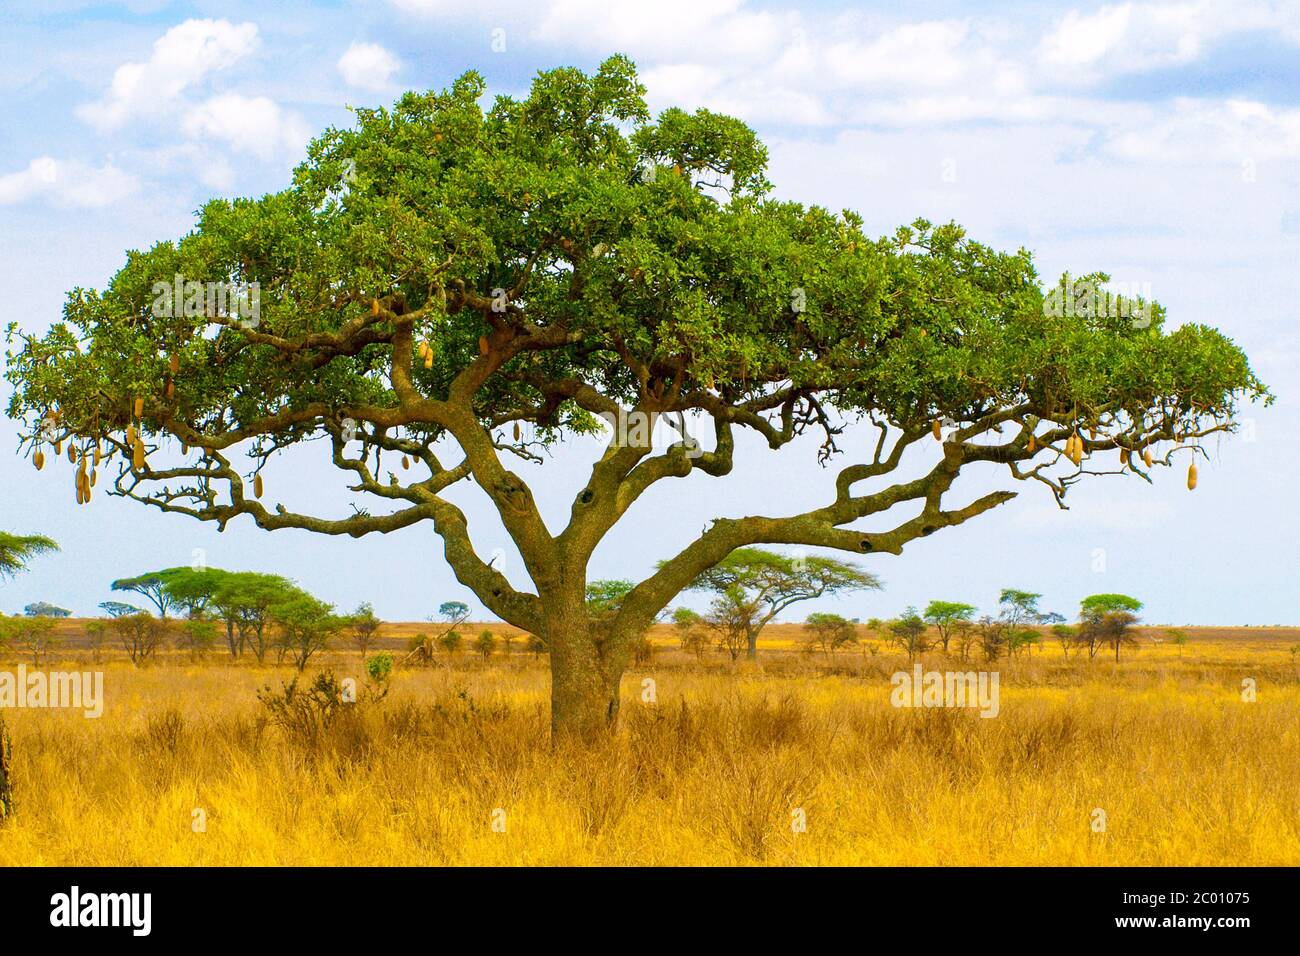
[1,621,1297,866]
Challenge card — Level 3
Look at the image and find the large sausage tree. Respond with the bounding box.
[5,56,1268,741]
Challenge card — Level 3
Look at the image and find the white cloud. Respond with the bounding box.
[1102,97,1300,164]
[180,94,312,162]
[0,157,138,208]
[77,18,259,131]
[338,41,401,92]
[1038,1,1300,81]
[536,0,785,62]
[1039,3,1144,70]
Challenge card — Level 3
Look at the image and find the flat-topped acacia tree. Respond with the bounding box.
[5,57,1268,741]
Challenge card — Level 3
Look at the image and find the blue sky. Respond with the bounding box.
[1,0,1297,625]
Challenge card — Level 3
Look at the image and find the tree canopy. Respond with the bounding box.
[2,54,1268,740]
[0,532,58,580]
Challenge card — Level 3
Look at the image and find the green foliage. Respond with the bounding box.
[110,571,178,617]
[0,54,1269,738]
[365,652,393,683]
[0,615,58,665]
[803,612,858,656]
[98,600,141,618]
[923,600,976,626]
[4,55,1264,529]
[890,606,929,659]
[585,579,634,614]
[0,533,57,581]
[671,607,702,626]
[271,592,343,671]
[23,602,71,617]
[998,589,1047,658]
[475,629,496,659]
[347,602,382,657]
[162,568,305,661]
[1079,594,1143,661]
[923,600,976,653]
[438,601,470,622]
[1080,593,1144,615]
[177,617,218,660]
[671,606,707,658]
[84,619,108,661]
[1052,623,1078,655]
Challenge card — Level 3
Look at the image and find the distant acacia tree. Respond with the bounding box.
[1079,593,1143,662]
[158,567,220,619]
[682,548,880,661]
[1166,627,1189,658]
[475,629,496,659]
[176,616,218,661]
[85,619,108,662]
[112,611,168,665]
[923,601,976,654]
[23,602,71,618]
[347,602,382,659]
[998,589,1044,660]
[231,574,304,663]
[954,618,979,662]
[671,607,708,660]
[704,593,749,662]
[890,607,929,660]
[110,571,177,618]
[1052,623,1078,658]
[273,594,342,671]
[99,600,142,618]
[976,615,1007,662]
[162,569,301,661]
[0,532,58,581]
[803,612,859,657]
[1,616,59,665]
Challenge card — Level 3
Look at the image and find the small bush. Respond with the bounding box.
[365,652,393,683]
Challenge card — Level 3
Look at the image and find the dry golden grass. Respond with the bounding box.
[0,625,1297,866]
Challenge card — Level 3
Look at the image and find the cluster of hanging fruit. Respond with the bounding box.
[934,412,1200,491]
[30,406,103,505]
[128,396,147,471]
[32,427,104,507]
[72,440,100,505]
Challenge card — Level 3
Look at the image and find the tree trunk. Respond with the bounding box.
[545,601,626,744]
[746,628,759,661]
[549,640,621,744]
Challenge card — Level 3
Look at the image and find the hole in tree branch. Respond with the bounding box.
[579,488,594,504]
[859,538,872,551]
